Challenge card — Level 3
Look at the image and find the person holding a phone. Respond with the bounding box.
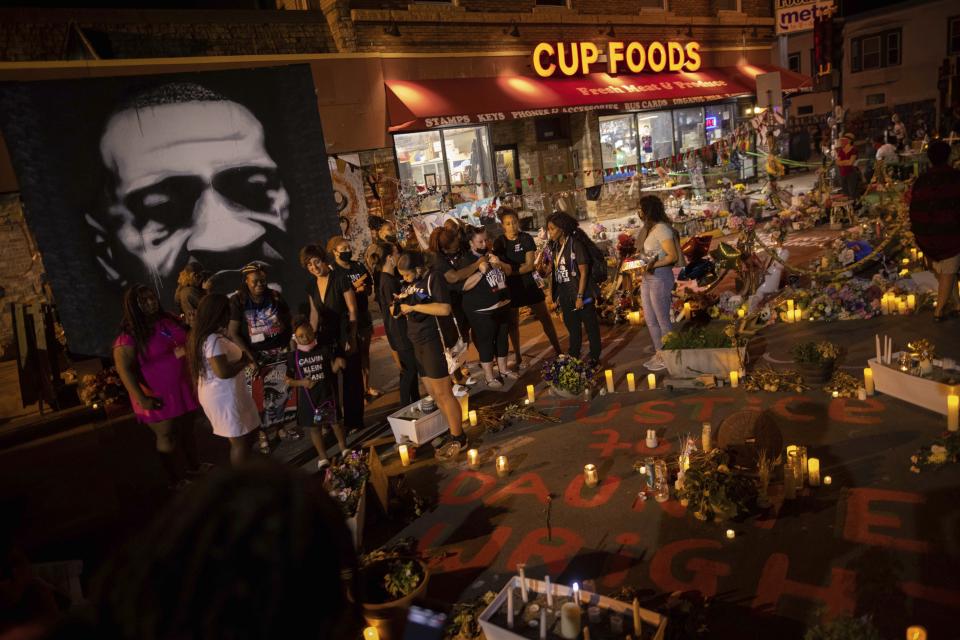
[636,195,681,372]
[188,294,262,466]
[114,284,203,489]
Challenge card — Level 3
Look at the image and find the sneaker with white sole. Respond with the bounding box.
[434,433,468,461]
[317,458,331,472]
[486,376,505,389]
[644,354,667,371]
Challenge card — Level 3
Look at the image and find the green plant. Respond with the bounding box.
[804,614,881,640]
[661,325,740,350]
[676,449,757,521]
[541,354,598,394]
[910,430,960,473]
[791,340,842,365]
[360,538,427,603]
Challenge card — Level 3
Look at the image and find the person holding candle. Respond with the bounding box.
[907,141,960,321]
[285,319,348,471]
[636,196,682,372]
[395,251,469,459]
[546,211,603,364]
[494,208,563,369]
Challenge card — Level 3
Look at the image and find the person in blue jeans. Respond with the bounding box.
[637,195,681,371]
[546,211,602,363]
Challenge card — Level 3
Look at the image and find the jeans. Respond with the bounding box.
[560,301,602,361]
[641,267,675,350]
[396,346,421,406]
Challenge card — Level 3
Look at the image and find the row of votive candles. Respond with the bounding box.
[880,293,915,315]
[604,369,741,391]
[785,444,830,491]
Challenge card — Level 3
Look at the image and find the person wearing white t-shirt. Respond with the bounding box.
[876,137,899,165]
[187,294,261,466]
[638,196,681,372]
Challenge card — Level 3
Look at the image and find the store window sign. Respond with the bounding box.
[704,116,719,129]
[533,41,701,78]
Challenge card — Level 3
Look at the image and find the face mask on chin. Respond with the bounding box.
[297,340,317,352]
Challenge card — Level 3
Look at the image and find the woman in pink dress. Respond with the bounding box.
[113,285,203,489]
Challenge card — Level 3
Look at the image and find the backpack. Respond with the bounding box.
[573,229,609,286]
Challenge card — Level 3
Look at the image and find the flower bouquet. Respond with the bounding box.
[910,431,960,473]
[77,367,128,409]
[791,340,843,384]
[676,449,757,522]
[325,449,370,546]
[541,355,598,398]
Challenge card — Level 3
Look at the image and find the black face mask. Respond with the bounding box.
[385,234,398,244]
[339,251,352,262]
[474,247,488,256]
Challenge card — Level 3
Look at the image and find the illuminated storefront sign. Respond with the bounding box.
[775,0,835,35]
[533,41,702,78]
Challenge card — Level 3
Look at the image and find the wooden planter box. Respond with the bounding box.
[661,346,746,378]
[479,578,666,640]
[869,356,955,416]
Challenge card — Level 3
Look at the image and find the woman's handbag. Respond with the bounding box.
[428,275,468,375]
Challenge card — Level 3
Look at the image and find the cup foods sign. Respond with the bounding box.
[775,0,835,35]
[533,41,702,77]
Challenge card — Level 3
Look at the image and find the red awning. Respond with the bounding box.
[386,64,811,132]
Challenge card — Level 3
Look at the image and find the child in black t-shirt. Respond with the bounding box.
[285,321,347,470]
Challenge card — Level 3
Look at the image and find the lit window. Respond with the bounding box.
[394,131,445,214]
[673,107,706,153]
[636,111,675,163]
[599,115,639,182]
[443,126,495,207]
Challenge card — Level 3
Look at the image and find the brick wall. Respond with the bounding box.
[0,196,48,359]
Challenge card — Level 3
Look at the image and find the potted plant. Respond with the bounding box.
[659,325,747,379]
[676,449,758,522]
[541,354,598,398]
[791,341,842,384]
[324,449,370,548]
[360,539,431,640]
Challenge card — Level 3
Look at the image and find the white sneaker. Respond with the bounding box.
[317,458,331,471]
[644,353,667,371]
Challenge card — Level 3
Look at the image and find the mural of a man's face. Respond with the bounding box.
[96,93,289,294]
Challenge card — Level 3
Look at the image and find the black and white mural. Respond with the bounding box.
[0,64,338,356]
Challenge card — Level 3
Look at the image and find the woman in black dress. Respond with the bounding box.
[374,241,420,406]
[493,208,563,370]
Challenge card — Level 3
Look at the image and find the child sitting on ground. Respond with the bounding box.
[285,319,348,470]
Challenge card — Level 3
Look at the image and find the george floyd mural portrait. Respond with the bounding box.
[0,64,339,356]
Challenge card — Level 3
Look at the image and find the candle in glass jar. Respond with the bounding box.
[583,464,599,488]
[398,444,411,467]
[682,302,691,318]
[363,627,379,640]
[864,368,874,395]
[910,248,917,261]
[948,394,959,431]
[647,373,656,390]
[526,384,536,403]
[808,457,820,486]
[468,410,478,427]
[729,371,739,388]
[496,455,509,477]
[467,448,480,469]
[626,373,636,392]
[604,369,614,393]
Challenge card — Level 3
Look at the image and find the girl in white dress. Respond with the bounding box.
[187,294,261,465]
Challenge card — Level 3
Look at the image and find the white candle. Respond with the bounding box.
[725,528,735,539]
[518,564,528,602]
[527,384,536,403]
[898,300,907,315]
[701,422,712,452]
[808,457,820,486]
[910,248,917,261]
[948,394,959,431]
[632,598,642,636]
[468,410,478,427]
[467,448,479,469]
[583,464,599,488]
[545,575,553,607]
[823,475,832,485]
[737,308,746,318]
[507,583,515,628]
[857,387,867,401]
[398,444,411,467]
[907,294,916,311]
[729,370,739,388]
[559,602,581,639]
[787,299,795,312]
[460,393,469,422]
[539,607,547,640]
[626,373,636,392]
[572,582,580,605]
[604,369,614,393]
[496,455,509,477]
[832,390,839,398]
[647,373,656,390]
[682,302,692,319]
[627,310,641,325]
[864,368,874,395]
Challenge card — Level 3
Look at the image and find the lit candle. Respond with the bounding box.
[787,299,795,312]
[821,256,829,269]
[729,371,739,388]
[901,257,910,266]
[496,455,509,477]
[605,369,614,393]
[857,387,867,401]
[832,390,839,398]
[906,625,927,640]
[545,575,553,607]
[469,410,478,427]
[948,394,959,431]
[632,598,642,636]
[898,300,907,315]
[527,384,536,403]
[917,251,924,260]
[808,457,820,486]
[507,583,515,629]
[559,602,581,639]
[793,308,802,322]
[725,528,735,539]
[683,301,692,319]
[647,373,656,390]
[863,368,874,395]
[572,582,580,605]
[910,248,917,261]
[398,444,411,467]
[364,627,379,640]
[737,307,746,318]
[626,372,636,392]
[627,310,641,325]
[701,422,712,452]
[823,475,832,485]
[518,564,528,602]
[467,448,480,469]
[583,464,599,488]
[907,294,916,311]
[459,393,469,422]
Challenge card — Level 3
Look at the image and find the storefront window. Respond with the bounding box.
[636,111,674,163]
[394,130,445,213]
[443,125,494,207]
[704,103,734,146]
[673,107,705,153]
[599,114,638,182]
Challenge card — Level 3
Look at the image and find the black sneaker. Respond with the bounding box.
[434,433,468,460]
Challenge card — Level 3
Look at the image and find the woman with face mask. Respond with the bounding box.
[636,195,681,372]
[395,251,468,459]
[328,236,380,401]
[374,241,420,406]
[428,226,473,351]
[458,226,512,388]
[493,208,563,370]
[114,284,204,489]
[227,263,295,452]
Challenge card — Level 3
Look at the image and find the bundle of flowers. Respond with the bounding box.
[541,354,598,395]
[910,431,960,473]
[783,278,885,322]
[325,449,370,518]
[661,325,741,350]
[77,367,127,408]
[791,340,842,365]
[677,449,758,522]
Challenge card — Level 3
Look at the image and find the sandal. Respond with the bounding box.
[486,375,505,389]
[257,432,272,454]
[282,428,302,441]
